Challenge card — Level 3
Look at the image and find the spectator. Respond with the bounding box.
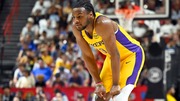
[40,47,54,67]
[59,35,68,53]
[25,49,36,69]
[31,8,44,25]
[171,0,180,20]
[13,97,21,101]
[20,17,39,40]
[34,86,48,101]
[13,91,23,101]
[166,86,177,101]
[54,52,71,75]
[49,40,58,61]
[51,89,68,101]
[160,19,175,38]
[65,46,78,62]
[35,75,46,87]
[48,5,60,23]
[32,0,51,15]
[52,73,65,87]
[11,63,25,87]
[17,42,29,63]
[32,56,46,71]
[32,57,52,86]
[76,64,89,87]
[57,67,70,86]
[72,57,84,67]
[2,85,14,101]
[17,35,37,63]
[166,32,180,49]
[94,0,115,15]
[39,31,48,42]
[69,68,83,87]
[77,93,85,101]
[63,1,72,16]
[16,66,35,88]
[51,92,63,101]
[38,18,56,39]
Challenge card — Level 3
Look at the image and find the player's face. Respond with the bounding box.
[72,7,91,31]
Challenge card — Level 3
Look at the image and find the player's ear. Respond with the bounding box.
[89,11,94,17]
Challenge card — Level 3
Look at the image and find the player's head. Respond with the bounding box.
[72,0,95,31]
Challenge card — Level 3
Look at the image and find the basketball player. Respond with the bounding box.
[72,0,145,101]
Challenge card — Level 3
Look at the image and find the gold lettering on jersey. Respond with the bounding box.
[90,40,104,47]
[98,48,107,53]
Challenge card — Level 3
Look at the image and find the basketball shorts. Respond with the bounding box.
[100,47,145,92]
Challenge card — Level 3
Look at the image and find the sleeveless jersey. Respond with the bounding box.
[81,12,141,60]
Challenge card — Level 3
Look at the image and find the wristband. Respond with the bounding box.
[95,82,103,87]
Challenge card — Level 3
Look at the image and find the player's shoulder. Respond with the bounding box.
[95,15,112,26]
[94,15,113,33]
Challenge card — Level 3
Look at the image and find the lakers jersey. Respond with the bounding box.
[81,12,141,60]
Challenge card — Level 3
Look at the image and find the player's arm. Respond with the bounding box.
[72,25,101,83]
[95,17,120,85]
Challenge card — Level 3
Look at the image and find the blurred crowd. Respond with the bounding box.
[13,0,96,88]
[4,0,105,100]
[1,0,180,101]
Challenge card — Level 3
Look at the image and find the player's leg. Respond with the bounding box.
[93,84,134,101]
[99,57,113,92]
[92,57,113,101]
[112,47,145,101]
[96,56,134,101]
[110,84,135,101]
[95,47,145,101]
[123,47,145,87]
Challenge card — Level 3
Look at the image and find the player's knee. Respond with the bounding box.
[113,93,128,101]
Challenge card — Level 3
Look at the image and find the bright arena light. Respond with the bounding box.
[110,0,115,3]
[144,4,148,9]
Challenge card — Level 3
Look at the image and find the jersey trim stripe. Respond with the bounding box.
[126,48,143,85]
[115,29,140,52]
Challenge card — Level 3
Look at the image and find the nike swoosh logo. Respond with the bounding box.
[126,61,131,64]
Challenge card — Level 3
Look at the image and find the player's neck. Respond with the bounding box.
[85,19,94,35]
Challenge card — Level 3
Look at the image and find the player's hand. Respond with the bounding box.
[105,92,113,101]
[94,84,106,100]
[110,85,121,97]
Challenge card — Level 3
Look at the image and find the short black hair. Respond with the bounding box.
[54,89,61,93]
[72,0,95,17]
